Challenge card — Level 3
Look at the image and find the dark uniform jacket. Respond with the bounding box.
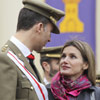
[0,40,43,100]
[46,84,100,100]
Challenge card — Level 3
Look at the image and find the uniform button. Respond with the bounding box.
[30,86,34,90]
[1,48,6,52]
[18,53,21,57]
[5,45,8,48]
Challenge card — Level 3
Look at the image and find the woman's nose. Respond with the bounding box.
[62,56,69,63]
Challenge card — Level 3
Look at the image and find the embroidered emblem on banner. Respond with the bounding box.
[60,0,84,33]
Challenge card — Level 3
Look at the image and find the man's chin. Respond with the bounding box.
[49,71,58,77]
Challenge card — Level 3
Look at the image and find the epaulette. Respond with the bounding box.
[1,45,9,52]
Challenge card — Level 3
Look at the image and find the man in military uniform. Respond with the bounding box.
[40,46,62,85]
[0,0,65,100]
[96,75,100,87]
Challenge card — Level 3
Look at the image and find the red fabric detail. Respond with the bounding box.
[27,54,35,60]
[51,72,91,100]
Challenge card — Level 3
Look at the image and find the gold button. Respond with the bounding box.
[1,48,6,52]
[30,86,34,90]
[18,53,21,57]
[5,45,8,48]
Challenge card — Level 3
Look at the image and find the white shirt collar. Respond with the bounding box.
[10,36,31,57]
[43,77,50,85]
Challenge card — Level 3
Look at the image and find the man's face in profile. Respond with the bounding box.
[49,58,59,77]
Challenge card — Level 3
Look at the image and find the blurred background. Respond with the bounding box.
[0,0,100,77]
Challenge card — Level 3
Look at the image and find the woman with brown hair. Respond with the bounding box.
[47,40,100,100]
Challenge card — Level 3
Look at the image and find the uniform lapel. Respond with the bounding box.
[6,40,38,79]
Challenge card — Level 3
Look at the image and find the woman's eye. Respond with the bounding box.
[70,54,76,59]
[61,54,66,58]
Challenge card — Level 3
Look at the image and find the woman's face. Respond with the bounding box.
[60,46,88,81]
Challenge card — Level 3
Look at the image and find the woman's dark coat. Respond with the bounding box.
[46,84,100,100]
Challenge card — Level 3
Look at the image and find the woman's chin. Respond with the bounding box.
[60,70,70,76]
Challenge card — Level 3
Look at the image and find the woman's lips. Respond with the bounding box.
[62,65,70,70]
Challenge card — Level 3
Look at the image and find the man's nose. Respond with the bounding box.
[48,37,51,42]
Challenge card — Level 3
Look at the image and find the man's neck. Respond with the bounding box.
[44,73,52,83]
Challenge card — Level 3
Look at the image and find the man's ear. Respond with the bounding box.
[42,61,50,72]
[35,22,44,33]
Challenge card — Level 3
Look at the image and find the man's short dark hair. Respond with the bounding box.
[40,57,59,71]
[17,8,51,31]
[40,57,51,71]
